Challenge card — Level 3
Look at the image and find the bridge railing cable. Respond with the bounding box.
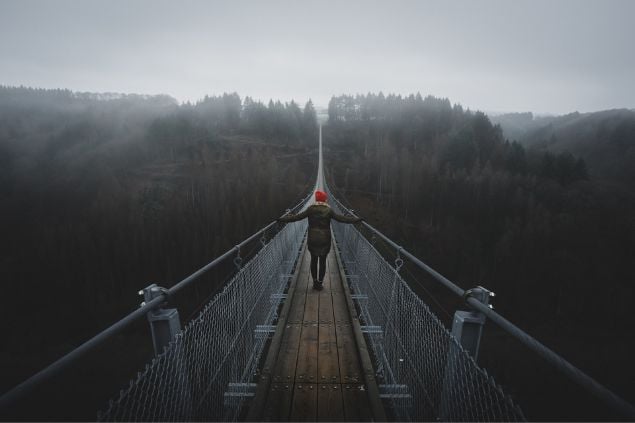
[326,185,635,420]
[0,191,312,419]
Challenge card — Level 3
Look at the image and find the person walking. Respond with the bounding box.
[278,190,362,290]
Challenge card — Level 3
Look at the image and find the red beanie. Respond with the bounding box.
[315,190,327,202]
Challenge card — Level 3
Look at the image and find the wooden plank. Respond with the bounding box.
[251,247,310,421]
[261,383,294,422]
[295,285,319,384]
[254,235,387,421]
[332,236,388,421]
[342,384,373,422]
[272,251,310,383]
[289,383,318,421]
[287,253,311,323]
[318,264,340,384]
[317,324,339,384]
[317,384,345,421]
[266,253,312,420]
[271,323,303,382]
[331,253,363,384]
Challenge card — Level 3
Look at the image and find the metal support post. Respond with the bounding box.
[450,286,494,361]
[140,283,182,356]
[439,286,494,420]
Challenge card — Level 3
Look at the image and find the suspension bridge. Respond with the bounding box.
[1,127,634,421]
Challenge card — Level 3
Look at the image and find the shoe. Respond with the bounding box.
[315,281,324,291]
[313,279,320,290]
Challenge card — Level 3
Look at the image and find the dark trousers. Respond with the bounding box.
[310,253,327,282]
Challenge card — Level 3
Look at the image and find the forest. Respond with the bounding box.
[2,86,634,420]
[324,93,635,419]
[0,86,317,417]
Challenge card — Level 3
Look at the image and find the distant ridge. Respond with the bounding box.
[491,108,635,184]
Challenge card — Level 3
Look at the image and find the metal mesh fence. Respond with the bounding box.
[330,209,525,422]
[98,217,307,422]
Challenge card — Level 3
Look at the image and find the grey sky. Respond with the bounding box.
[1,0,633,114]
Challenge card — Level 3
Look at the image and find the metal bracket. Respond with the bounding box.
[379,383,412,397]
[394,247,404,272]
[351,294,368,301]
[138,283,170,307]
[463,285,495,308]
[254,325,276,340]
[233,246,243,270]
[361,325,383,335]
[224,382,257,406]
[379,384,413,408]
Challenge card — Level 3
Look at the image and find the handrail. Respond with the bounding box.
[326,187,635,419]
[0,191,312,411]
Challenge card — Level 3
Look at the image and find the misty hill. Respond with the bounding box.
[488,112,557,141]
[0,86,317,413]
[491,109,635,186]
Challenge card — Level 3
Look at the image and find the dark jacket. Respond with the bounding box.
[279,203,362,256]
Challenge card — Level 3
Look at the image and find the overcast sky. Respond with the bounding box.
[1,0,634,114]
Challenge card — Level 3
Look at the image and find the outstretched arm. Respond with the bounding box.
[278,209,310,223]
[331,210,363,224]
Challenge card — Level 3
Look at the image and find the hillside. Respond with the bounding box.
[491,109,635,187]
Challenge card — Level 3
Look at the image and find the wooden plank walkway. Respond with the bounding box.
[247,239,385,421]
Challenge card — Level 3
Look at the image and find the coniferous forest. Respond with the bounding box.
[324,93,635,420]
[1,87,634,420]
[0,86,317,418]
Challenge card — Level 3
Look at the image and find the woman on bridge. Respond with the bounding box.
[279,190,362,290]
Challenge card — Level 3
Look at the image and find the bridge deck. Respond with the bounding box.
[248,239,385,421]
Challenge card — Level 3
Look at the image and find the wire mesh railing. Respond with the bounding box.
[330,199,526,422]
[98,215,308,421]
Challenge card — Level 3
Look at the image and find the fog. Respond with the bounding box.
[2,3,635,419]
[1,0,634,114]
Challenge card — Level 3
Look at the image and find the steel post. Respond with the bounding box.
[439,286,493,420]
[141,284,182,355]
[450,286,493,360]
